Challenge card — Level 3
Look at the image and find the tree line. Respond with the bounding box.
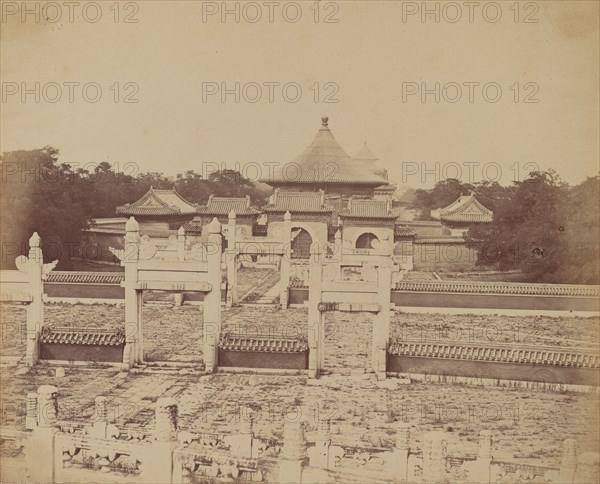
[409,172,600,284]
[0,147,269,270]
[2,147,598,284]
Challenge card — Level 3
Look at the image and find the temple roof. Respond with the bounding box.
[432,192,493,223]
[353,142,379,163]
[340,198,398,219]
[116,187,197,216]
[263,189,334,213]
[263,117,389,186]
[394,225,417,237]
[196,195,259,216]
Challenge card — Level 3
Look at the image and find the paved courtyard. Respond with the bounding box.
[1,303,599,469]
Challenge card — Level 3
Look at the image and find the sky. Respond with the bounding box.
[1,0,599,190]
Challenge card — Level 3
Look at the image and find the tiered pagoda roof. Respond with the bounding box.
[116,187,197,216]
[263,189,334,213]
[340,198,398,219]
[432,192,493,223]
[352,142,388,181]
[263,117,389,187]
[196,195,259,216]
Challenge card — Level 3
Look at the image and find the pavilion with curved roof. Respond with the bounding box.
[262,117,389,207]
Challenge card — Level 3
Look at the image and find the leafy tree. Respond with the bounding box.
[557,176,600,284]
[467,170,582,282]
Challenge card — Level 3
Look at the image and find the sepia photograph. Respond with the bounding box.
[1,1,599,483]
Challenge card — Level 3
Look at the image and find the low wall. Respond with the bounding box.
[218,333,309,370]
[387,341,599,386]
[219,350,308,369]
[45,282,125,300]
[387,355,599,386]
[39,327,125,363]
[40,343,124,363]
[391,291,599,312]
[392,281,600,313]
[290,283,599,313]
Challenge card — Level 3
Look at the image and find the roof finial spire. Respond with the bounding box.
[321,116,329,128]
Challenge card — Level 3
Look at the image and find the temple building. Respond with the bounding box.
[83,116,494,272]
[115,187,197,231]
[430,192,494,236]
[263,117,389,212]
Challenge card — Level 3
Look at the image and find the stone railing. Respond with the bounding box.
[394,280,600,297]
[8,386,595,484]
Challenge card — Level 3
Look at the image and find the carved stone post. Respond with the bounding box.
[236,407,254,459]
[280,211,292,308]
[122,217,141,368]
[308,243,323,378]
[26,385,59,483]
[394,422,411,481]
[470,430,492,483]
[226,210,238,308]
[372,260,392,378]
[177,226,186,261]
[559,438,577,483]
[422,431,447,483]
[204,218,222,372]
[278,419,307,483]
[37,385,58,427]
[90,396,109,437]
[143,398,178,484]
[26,392,38,430]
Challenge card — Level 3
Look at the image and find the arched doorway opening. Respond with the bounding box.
[355,232,380,250]
[291,228,312,259]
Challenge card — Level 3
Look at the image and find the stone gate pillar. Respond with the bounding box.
[123,217,141,368]
[226,210,238,308]
[204,218,223,372]
[372,260,392,378]
[23,233,45,366]
[280,211,292,308]
[308,243,324,379]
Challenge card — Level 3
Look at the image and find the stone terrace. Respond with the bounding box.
[1,303,599,469]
